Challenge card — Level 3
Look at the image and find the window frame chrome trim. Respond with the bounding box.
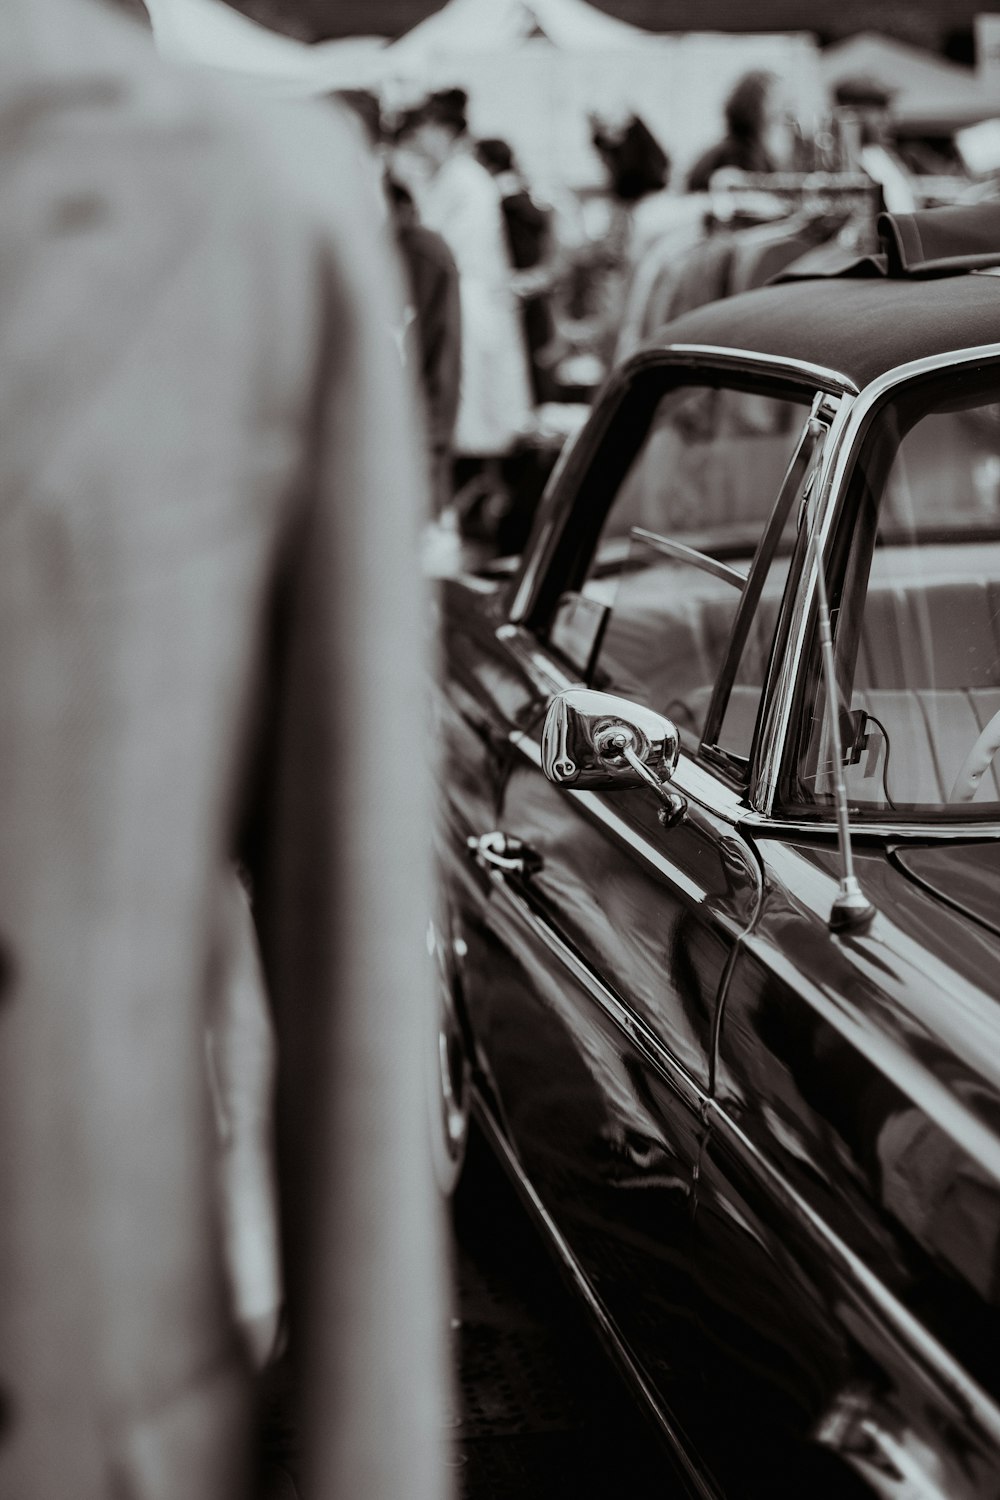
[506,346,858,626]
[755,341,1000,823]
[751,388,856,812]
[504,342,1000,832]
[654,344,858,398]
[629,527,749,587]
[703,391,837,759]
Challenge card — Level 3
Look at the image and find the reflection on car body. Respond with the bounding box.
[433,204,1000,1500]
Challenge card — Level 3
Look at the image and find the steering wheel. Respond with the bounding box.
[950,707,1000,802]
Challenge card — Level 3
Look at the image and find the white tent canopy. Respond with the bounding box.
[143,0,387,94]
[382,19,821,193]
[390,0,649,58]
[142,0,823,193]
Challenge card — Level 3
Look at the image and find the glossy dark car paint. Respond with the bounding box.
[436,281,1000,1500]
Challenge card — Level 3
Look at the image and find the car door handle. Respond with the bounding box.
[466,831,543,876]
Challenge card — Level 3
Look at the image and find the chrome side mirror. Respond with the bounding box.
[541,689,685,827]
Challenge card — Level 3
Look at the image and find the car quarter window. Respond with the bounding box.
[789,365,1000,819]
[545,374,816,766]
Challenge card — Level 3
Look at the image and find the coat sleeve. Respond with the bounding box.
[418,235,462,494]
[244,111,451,1500]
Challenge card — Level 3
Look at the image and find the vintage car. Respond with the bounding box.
[432,205,1000,1499]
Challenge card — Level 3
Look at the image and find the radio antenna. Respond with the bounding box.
[811,528,875,933]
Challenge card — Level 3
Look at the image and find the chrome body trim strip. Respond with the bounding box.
[472,947,1000,1489]
[482,855,710,1104]
[841,342,1000,409]
[738,811,1000,841]
[512,731,708,910]
[495,621,575,697]
[472,913,1000,1475]
[671,757,745,822]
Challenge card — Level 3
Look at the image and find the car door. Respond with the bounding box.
[691,359,1000,1500]
[457,362,835,1474]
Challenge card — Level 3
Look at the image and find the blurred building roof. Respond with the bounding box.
[143,0,387,91]
[820,31,1000,131]
[213,2,997,56]
[390,0,648,56]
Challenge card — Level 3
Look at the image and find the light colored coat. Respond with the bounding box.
[417,149,534,456]
[0,5,447,1497]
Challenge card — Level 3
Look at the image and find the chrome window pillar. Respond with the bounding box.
[751,388,854,814]
[507,346,857,628]
[751,341,1000,820]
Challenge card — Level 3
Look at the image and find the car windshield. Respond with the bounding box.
[792,366,1000,819]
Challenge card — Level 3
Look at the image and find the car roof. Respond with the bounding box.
[655,273,1000,391]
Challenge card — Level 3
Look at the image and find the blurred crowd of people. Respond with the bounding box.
[4,5,996,1496]
[326,61,978,564]
[336,83,576,556]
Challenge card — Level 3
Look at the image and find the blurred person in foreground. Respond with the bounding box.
[393,90,534,518]
[833,75,916,214]
[337,89,461,517]
[590,109,670,206]
[475,137,562,405]
[387,179,463,514]
[0,3,448,1498]
[685,69,796,192]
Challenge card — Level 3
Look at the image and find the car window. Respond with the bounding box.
[790,367,1000,818]
[546,378,815,760]
[881,403,1000,537]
